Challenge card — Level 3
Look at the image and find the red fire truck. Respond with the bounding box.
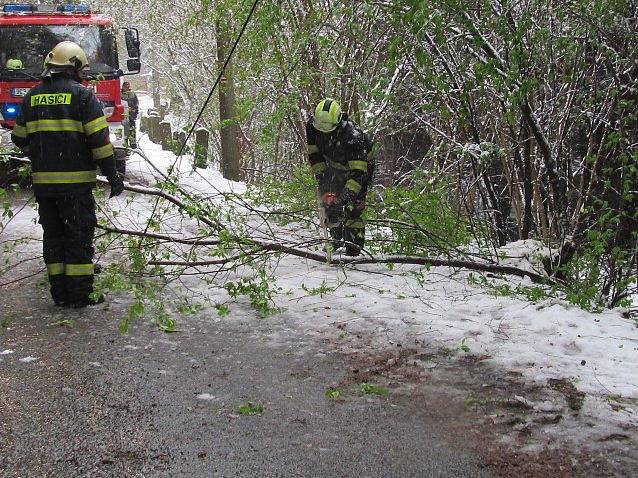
[0,3,140,171]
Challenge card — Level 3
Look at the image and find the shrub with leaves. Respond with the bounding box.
[368,170,473,256]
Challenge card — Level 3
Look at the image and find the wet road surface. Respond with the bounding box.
[0,278,493,477]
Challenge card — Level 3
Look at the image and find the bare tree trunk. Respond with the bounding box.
[521,122,534,239]
[299,0,322,103]
[216,17,241,181]
[533,163,550,241]
[150,49,161,110]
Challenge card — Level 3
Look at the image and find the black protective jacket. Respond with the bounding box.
[306,115,373,203]
[11,75,116,197]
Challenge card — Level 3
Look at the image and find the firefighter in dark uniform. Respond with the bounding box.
[306,99,373,256]
[11,41,124,308]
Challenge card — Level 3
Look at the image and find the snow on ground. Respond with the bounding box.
[128,130,246,197]
[278,262,637,397]
[123,123,638,442]
[2,102,636,449]
[126,93,245,198]
[125,125,638,399]
[495,239,549,275]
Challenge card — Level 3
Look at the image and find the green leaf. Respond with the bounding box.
[238,402,264,416]
[325,388,342,399]
[360,383,389,396]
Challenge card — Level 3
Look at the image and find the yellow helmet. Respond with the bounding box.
[6,58,23,70]
[44,41,88,70]
[313,98,342,133]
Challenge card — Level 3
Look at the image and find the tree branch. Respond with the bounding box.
[97,225,220,246]
[10,156,552,285]
[149,250,553,285]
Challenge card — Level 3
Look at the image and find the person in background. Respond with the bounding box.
[11,41,123,308]
[306,98,373,256]
[121,81,138,148]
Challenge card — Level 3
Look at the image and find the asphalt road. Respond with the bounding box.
[0,274,494,477]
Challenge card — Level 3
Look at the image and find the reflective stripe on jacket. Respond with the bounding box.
[11,76,116,197]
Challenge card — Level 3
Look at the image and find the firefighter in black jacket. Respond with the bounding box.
[11,41,124,308]
[307,99,373,256]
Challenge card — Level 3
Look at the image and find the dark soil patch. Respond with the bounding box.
[327,328,638,477]
[548,378,586,411]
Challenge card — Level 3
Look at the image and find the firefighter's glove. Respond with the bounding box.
[321,192,337,205]
[108,175,124,198]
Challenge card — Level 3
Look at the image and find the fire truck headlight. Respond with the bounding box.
[103,106,115,117]
[1,104,20,120]
[109,133,117,143]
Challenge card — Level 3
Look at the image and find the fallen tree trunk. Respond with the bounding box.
[99,225,552,284]
[13,154,553,285]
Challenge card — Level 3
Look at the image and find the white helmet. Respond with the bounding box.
[44,41,88,71]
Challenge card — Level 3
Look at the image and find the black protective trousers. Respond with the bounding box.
[327,202,366,252]
[36,192,96,305]
[320,172,368,254]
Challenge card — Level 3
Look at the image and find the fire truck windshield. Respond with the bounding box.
[0,24,118,79]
